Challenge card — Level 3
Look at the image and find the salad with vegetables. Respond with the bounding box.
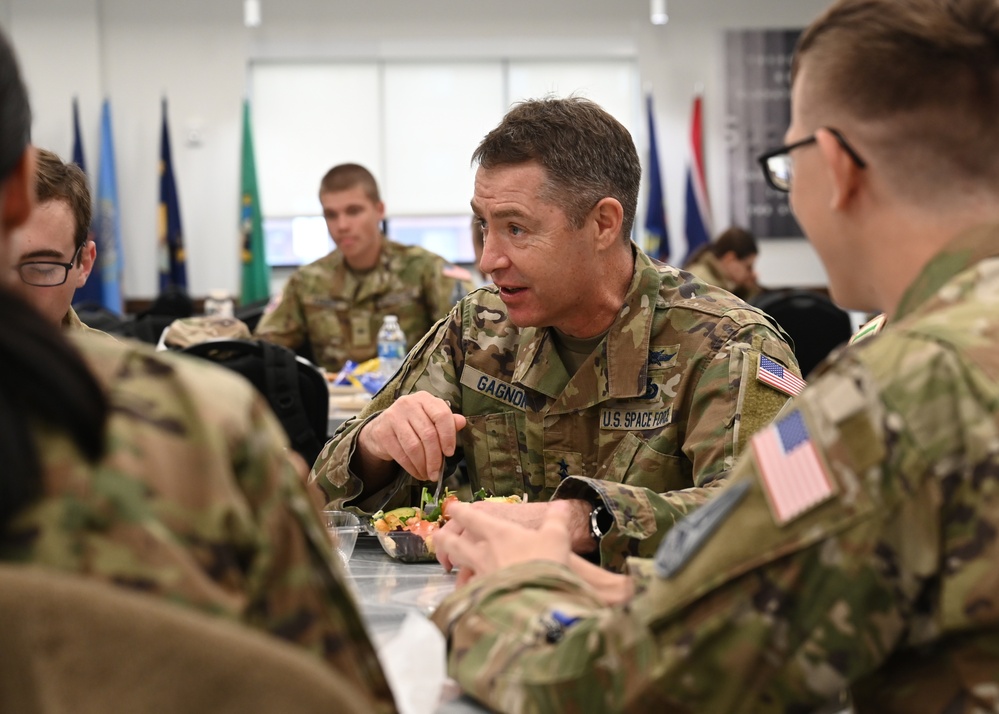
[370,488,525,562]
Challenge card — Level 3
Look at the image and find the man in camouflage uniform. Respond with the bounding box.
[7,147,104,335]
[255,163,473,373]
[5,330,396,713]
[313,98,801,569]
[0,30,394,712]
[430,0,999,710]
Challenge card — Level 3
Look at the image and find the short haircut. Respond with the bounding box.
[318,163,381,203]
[472,96,641,242]
[794,0,999,191]
[710,226,758,259]
[34,148,92,259]
[0,28,30,183]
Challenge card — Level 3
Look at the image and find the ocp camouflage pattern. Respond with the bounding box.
[3,333,396,713]
[430,224,999,713]
[314,247,800,568]
[255,236,473,372]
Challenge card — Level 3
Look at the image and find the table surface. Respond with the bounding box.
[344,535,485,713]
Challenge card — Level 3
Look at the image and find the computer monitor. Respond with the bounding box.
[264,214,476,267]
[384,215,475,265]
[263,216,332,267]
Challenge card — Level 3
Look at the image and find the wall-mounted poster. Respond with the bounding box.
[725,29,802,238]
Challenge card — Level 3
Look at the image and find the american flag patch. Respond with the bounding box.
[757,354,806,397]
[751,409,836,525]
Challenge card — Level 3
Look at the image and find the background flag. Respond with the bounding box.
[683,93,713,263]
[158,98,187,292]
[643,93,669,262]
[91,99,124,314]
[71,97,103,307]
[240,99,270,304]
[71,97,86,172]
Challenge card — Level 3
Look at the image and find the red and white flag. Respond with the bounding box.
[757,354,807,397]
[752,409,836,525]
[683,94,713,262]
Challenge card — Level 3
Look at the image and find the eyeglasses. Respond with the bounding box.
[16,243,84,287]
[757,127,867,193]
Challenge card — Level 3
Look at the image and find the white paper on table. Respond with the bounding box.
[378,610,446,714]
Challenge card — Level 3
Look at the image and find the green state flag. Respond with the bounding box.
[240,98,270,304]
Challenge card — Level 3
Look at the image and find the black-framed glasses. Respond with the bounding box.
[757,127,867,193]
[16,243,84,287]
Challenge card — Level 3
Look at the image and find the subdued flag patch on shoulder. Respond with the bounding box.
[751,409,836,526]
[654,480,751,578]
[757,354,806,397]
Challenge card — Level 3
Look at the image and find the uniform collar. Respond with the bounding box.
[62,306,85,330]
[894,223,999,322]
[513,246,661,411]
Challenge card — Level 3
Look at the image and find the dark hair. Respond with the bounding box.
[0,29,107,531]
[0,291,108,529]
[794,0,999,187]
[472,96,641,242]
[34,147,93,259]
[318,163,381,203]
[683,226,758,266]
[0,29,29,181]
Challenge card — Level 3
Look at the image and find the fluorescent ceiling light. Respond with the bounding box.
[651,0,669,25]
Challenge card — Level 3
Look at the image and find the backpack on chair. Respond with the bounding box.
[180,339,328,466]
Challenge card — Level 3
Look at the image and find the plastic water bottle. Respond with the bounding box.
[377,314,407,380]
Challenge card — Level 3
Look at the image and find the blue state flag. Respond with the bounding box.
[158,98,187,292]
[70,97,103,307]
[92,99,124,314]
[643,93,669,262]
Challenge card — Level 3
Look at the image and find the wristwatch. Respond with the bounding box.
[589,504,613,541]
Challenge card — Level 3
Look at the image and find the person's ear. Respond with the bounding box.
[816,128,861,211]
[0,146,36,233]
[374,200,386,223]
[589,197,625,250]
[76,239,97,287]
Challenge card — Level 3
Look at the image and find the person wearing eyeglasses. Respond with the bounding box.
[429,0,999,711]
[8,147,99,332]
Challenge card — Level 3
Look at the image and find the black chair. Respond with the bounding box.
[180,340,329,465]
[752,289,853,377]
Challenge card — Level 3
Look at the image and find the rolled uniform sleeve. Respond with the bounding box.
[433,352,952,712]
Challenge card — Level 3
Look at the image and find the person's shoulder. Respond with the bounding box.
[649,261,773,326]
[72,331,260,413]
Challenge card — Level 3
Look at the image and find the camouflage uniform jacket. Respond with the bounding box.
[431,224,999,713]
[315,247,800,568]
[255,236,473,372]
[62,305,115,340]
[5,333,395,713]
[682,252,733,293]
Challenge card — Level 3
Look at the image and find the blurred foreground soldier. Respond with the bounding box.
[7,147,100,332]
[681,225,761,301]
[255,163,473,372]
[431,0,999,710]
[315,97,800,570]
[0,32,394,712]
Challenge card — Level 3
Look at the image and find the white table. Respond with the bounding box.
[344,535,486,713]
